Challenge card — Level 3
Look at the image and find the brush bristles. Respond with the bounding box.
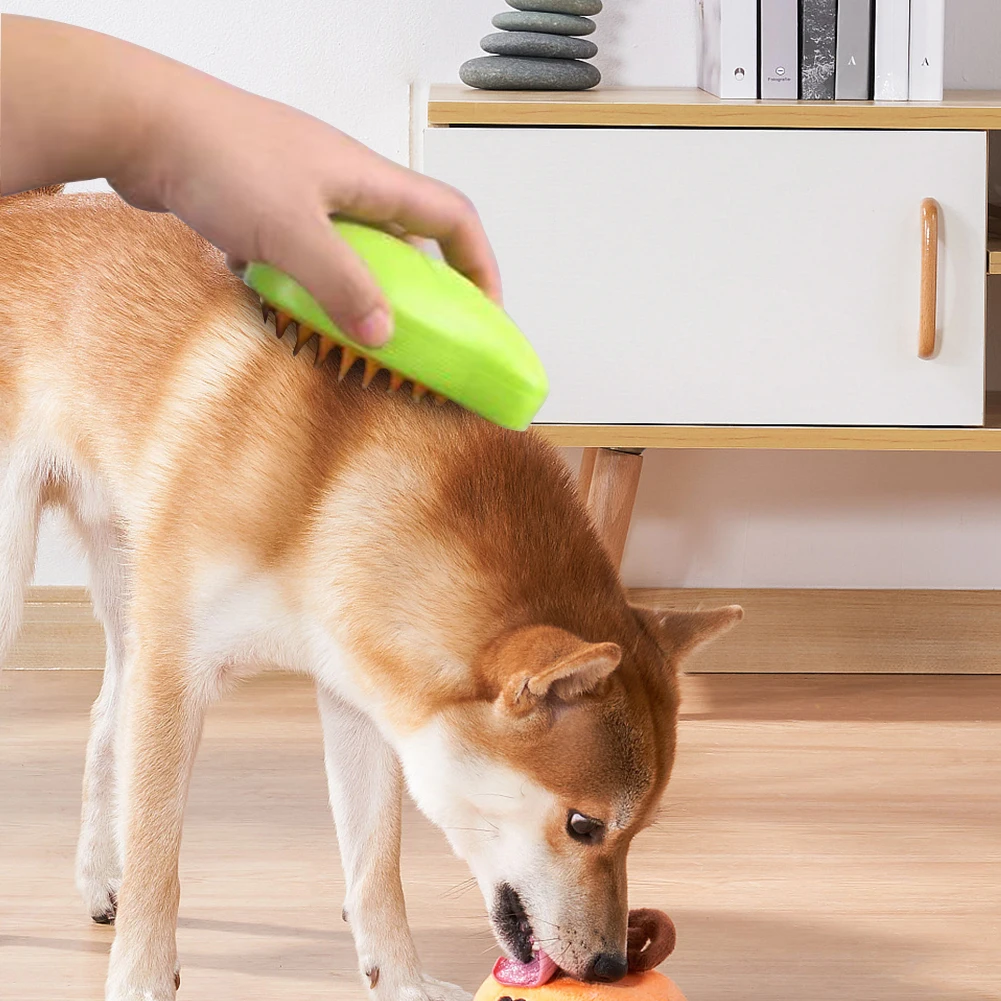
[315,336,336,366]
[262,297,445,404]
[361,357,380,389]
[293,325,314,356]
[338,346,358,381]
[275,311,293,339]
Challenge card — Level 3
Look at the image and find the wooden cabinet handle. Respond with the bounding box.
[918,197,939,359]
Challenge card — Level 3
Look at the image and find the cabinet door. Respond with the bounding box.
[424,128,987,426]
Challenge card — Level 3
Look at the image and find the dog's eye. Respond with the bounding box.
[567,811,604,843]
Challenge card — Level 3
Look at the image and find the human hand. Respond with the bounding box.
[115,80,501,347]
[1,15,501,347]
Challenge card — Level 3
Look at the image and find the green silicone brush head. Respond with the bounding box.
[243,220,548,431]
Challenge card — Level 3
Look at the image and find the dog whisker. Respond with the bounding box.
[470,809,501,834]
[441,876,478,900]
[550,940,575,970]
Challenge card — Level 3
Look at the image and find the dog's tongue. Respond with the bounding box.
[492,950,559,988]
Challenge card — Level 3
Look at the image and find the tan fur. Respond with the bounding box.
[0,189,741,999]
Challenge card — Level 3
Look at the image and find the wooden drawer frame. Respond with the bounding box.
[428,87,1001,564]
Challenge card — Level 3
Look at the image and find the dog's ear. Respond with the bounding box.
[490,625,622,717]
[635,604,743,659]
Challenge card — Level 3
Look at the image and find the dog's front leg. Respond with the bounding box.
[105,646,204,1001]
[317,686,471,1001]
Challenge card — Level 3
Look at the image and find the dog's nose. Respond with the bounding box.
[585,951,628,983]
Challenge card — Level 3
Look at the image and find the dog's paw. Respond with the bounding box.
[105,982,176,1001]
[76,842,122,924]
[385,976,473,1001]
[81,880,119,925]
[366,968,472,1001]
[105,948,179,1000]
[104,968,179,1001]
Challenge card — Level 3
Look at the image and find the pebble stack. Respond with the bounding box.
[460,0,602,91]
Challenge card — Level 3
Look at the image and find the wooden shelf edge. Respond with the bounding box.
[428,85,1001,129]
[989,236,1001,275]
[533,423,1001,451]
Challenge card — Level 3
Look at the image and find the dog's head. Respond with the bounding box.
[396,603,741,983]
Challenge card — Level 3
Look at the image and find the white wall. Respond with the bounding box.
[12,0,1001,589]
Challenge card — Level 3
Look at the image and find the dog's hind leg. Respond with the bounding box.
[71,494,130,924]
[0,449,43,668]
[317,686,472,1001]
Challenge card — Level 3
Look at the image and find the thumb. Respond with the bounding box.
[265,213,392,347]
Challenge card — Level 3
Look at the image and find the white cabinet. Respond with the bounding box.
[424,127,987,426]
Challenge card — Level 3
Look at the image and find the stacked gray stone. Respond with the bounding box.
[460,0,602,91]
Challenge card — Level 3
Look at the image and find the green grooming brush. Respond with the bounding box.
[244,220,548,431]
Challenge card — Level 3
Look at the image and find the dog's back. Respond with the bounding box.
[0,190,628,694]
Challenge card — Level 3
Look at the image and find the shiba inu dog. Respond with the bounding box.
[0,188,741,1001]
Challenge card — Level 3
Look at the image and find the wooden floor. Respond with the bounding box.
[2,671,1000,1000]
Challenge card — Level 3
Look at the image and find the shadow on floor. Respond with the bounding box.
[663,908,999,1001]
[10,909,991,999]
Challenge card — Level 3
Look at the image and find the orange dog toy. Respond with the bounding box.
[475,910,686,1001]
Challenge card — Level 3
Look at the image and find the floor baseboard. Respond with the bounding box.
[8,587,105,670]
[8,585,1001,673]
[635,587,1001,674]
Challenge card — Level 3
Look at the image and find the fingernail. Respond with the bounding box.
[354,306,392,346]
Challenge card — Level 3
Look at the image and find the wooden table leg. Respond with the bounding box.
[583,447,644,570]
[578,447,598,500]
